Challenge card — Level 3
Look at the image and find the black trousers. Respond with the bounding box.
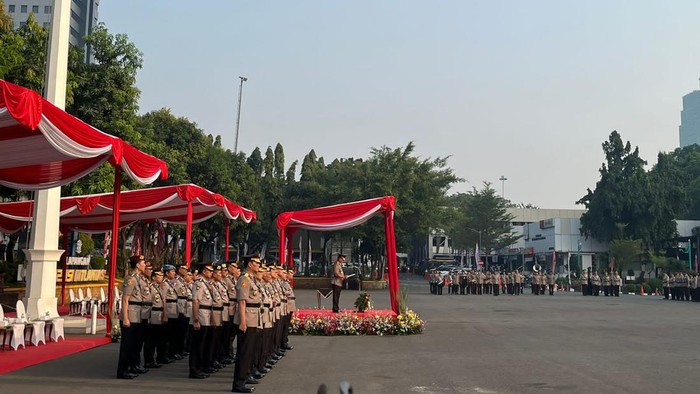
[144,323,167,364]
[221,318,234,359]
[133,319,148,368]
[166,318,179,358]
[178,313,191,354]
[614,285,620,297]
[331,284,342,312]
[207,324,223,369]
[492,284,499,296]
[549,284,555,295]
[189,325,211,375]
[281,312,292,348]
[233,327,262,388]
[258,327,274,370]
[663,287,670,300]
[116,321,139,377]
[274,317,284,353]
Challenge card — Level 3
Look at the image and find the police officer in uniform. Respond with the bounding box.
[207,262,227,372]
[232,255,263,393]
[280,268,295,351]
[162,264,180,363]
[136,261,154,371]
[189,263,214,379]
[547,271,556,295]
[173,264,190,358]
[224,261,242,362]
[144,268,167,368]
[116,255,147,379]
[661,272,670,300]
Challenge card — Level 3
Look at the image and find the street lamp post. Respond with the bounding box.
[233,76,248,154]
[499,176,508,198]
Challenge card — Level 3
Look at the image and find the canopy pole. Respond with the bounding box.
[185,200,193,267]
[385,211,400,314]
[287,232,295,287]
[287,233,294,268]
[106,167,122,337]
[225,219,230,260]
[279,227,285,267]
[59,228,69,306]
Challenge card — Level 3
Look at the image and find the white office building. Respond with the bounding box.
[4,0,99,61]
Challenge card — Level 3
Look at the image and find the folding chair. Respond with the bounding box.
[17,300,45,346]
[99,288,108,315]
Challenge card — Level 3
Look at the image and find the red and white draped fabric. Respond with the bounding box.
[276,196,400,314]
[0,184,256,233]
[0,80,168,189]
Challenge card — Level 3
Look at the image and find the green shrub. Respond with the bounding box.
[91,255,106,270]
[78,233,95,257]
[648,278,662,293]
[624,284,639,294]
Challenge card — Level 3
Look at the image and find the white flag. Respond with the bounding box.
[475,243,480,270]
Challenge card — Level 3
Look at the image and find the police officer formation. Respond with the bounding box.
[580,270,623,296]
[429,269,557,296]
[660,271,700,301]
[116,254,296,394]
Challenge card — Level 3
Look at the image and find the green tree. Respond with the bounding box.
[449,183,522,257]
[609,239,641,273]
[577,131,674,250]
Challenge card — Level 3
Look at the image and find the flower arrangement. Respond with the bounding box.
[353,291,373,312]
[289,309,424,336]
[110,309,121,343]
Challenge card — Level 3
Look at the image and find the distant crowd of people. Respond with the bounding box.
[580,270,623,296]
[660,272,700,302]
[427,269,559,296]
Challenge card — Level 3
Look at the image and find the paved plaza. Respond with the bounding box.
[1,274,699,393]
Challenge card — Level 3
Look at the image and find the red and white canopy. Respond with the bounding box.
[276,196,400,313]
[0,184,256,233]
[0,80,168,189]
[276,196,396,232]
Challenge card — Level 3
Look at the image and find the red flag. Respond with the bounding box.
[609,256,615,272]
[551,250,556,273]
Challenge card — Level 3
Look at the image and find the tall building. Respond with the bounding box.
[4,0,99,61]
[679,82,700,148]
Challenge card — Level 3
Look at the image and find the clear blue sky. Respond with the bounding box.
[100,0,700,209]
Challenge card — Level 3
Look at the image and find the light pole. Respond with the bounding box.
[499,176,508,198]
[233,76,248,154]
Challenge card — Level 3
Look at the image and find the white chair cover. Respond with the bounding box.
[99,288,108,314]
[35,299,64,343]
[17,300,45,346]
[78,288,87,315]
[25,320,45,346]
[9,301,27,350]
[50,318,65,342]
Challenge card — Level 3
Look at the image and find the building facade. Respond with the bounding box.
[679,86,700,148]
[4,0,99,61]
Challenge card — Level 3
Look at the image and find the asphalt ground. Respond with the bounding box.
[1,274,699,393]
